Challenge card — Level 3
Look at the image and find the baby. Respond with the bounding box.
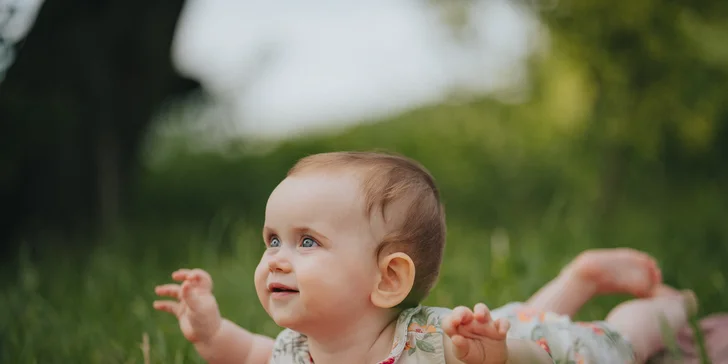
[154,151,696,364]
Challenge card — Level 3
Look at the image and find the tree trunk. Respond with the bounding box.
[0,0,200,256]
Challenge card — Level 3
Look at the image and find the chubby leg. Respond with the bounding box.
[526,248,662,317]
[605,286,698,363]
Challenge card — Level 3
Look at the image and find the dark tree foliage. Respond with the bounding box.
[0,0,199,256]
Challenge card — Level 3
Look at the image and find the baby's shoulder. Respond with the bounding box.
[387,306,450,363]
[404,305,453,322]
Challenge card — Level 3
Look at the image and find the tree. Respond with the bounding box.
[531,0,728,215]
[0,0,199,256]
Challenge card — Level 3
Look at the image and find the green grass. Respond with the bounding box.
[2,101,725,363]
[0,218,713,363]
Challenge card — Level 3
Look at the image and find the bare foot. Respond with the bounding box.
[649,283,681,297]
[561,248,662,298]
[650,284,699,317]
[681,290,699,317]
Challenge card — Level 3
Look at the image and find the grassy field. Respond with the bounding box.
[2,105,725,363]
[1,220,711,363]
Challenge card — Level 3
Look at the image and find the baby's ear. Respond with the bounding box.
[371,252,416,309]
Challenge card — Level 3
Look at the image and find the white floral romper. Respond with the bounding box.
[270,306,450,364]
[491,302,636,364]
[269,304,636,364]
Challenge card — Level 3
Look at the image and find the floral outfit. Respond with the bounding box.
[269,303,635,364]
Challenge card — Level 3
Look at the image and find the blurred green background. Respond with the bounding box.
[2,0,728,363]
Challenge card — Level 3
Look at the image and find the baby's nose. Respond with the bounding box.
[268,254,293,273]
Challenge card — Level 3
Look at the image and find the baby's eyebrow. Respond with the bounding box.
[292,226,330,243]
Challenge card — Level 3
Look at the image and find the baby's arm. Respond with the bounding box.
[441,304,552,364]
[154,269,274,364]
[194,319,274,364]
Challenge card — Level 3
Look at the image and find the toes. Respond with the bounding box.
[636,256,663,297]
[654,266,663,285]
[646,260,663,294]
[649,283,680,298]
[568,248,665,297]
[681,290,699,317]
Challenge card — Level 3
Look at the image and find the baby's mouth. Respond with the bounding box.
[268,283,299,293]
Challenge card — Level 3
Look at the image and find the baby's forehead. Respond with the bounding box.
[266,171,368,221]
[290,166,414,214]
[267,169,405,237]
[275,169,365,198]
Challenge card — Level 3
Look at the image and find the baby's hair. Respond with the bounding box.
[288,151,446,307]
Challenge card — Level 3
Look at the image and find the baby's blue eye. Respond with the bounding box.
[301,237,318,248]
[269,237,281,247]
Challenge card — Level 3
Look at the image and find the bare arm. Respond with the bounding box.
[154,269,275,364]
[195,319,274,364]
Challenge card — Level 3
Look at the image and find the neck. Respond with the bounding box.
[304,308,399,364]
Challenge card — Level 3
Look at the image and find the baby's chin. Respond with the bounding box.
[268,307,309,330]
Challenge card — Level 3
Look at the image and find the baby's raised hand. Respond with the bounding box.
[442,303,510,364]
[154,268,222,344]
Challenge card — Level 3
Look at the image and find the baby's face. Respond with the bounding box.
[254,171,381,333]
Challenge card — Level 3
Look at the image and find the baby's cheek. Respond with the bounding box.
[314,265,371,299]
[253,261,266,281]
[253,263,269,297]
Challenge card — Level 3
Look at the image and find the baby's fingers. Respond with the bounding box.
[473,303,492,324]
[172,268,213,291]
[443,306,474,336]
[181,280,207,312]
[153,300,181,316]
[450,334,470,359]
[494,318,510,337]
[155,284,181,299]
[470,319,504,339]
[172,268,193,282]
